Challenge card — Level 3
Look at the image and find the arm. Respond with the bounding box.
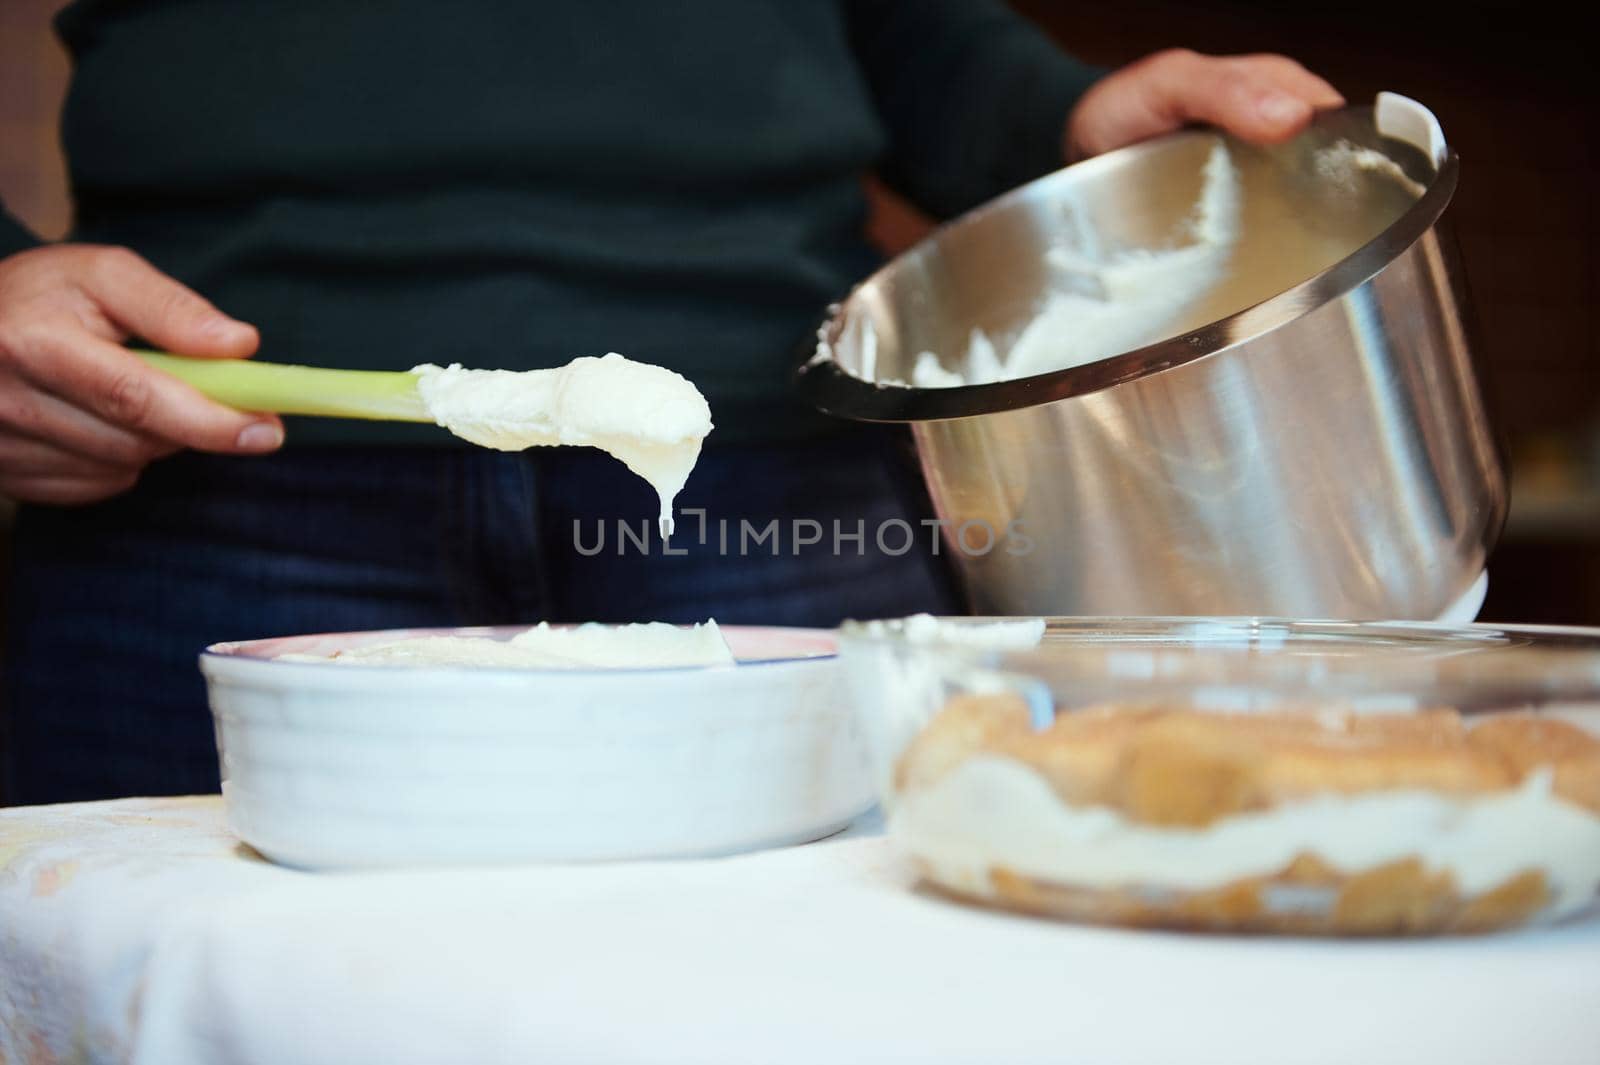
[850,2,1344,217]
[847,0,1102,219]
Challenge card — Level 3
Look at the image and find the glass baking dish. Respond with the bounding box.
[838,617,1600,935]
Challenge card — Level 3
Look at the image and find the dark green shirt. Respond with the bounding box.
[0,0,1098,444]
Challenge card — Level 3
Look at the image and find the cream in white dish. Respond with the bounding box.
[412,353,713,536]
[891,755,1600,920]
[279,620,735,670]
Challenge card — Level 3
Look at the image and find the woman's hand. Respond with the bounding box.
[1067,49,1345,161]
[0,244,282,505]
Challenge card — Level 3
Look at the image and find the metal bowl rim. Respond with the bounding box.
[796,107,1458,423]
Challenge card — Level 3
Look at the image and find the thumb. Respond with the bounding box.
[82,248,259,359]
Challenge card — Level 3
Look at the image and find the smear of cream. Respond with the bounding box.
[1000,140,1241,381]
[883,141,1241,389]
[1314,140,1427,197]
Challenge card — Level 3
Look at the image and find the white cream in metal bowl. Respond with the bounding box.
[200,624,866,869]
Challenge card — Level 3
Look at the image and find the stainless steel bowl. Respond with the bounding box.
[796,94,1505,620]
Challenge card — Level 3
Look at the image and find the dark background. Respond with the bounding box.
[2,0,1596,635]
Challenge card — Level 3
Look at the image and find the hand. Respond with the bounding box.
[0,244,283,505]
[1067,49,1345,162]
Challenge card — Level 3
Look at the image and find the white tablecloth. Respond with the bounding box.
[2,796,1598,1065]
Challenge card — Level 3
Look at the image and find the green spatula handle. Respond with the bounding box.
[134,350,432,423]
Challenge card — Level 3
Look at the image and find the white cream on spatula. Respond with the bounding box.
[411,353,713,537]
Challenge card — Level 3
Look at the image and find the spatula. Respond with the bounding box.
[134,350,432,423]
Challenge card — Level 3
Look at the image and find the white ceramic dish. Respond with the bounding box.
[200,625,868,869]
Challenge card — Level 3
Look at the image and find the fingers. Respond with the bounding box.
[0,469,140,506]
[4,330,284,453]
[0,430,139,480]
[80,247,259,359]
[1249,55,1344,111]
[1069,49,1345,159]
[0,322,282,455]
[0,243,282,505]
[0,243,281,453]
[0,367,175,466]
[1179,53,1344,142]
[0,432,142,505]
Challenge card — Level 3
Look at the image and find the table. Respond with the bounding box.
[3,797,1598,1065]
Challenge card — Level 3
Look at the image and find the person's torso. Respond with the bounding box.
[57,0,888,441]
